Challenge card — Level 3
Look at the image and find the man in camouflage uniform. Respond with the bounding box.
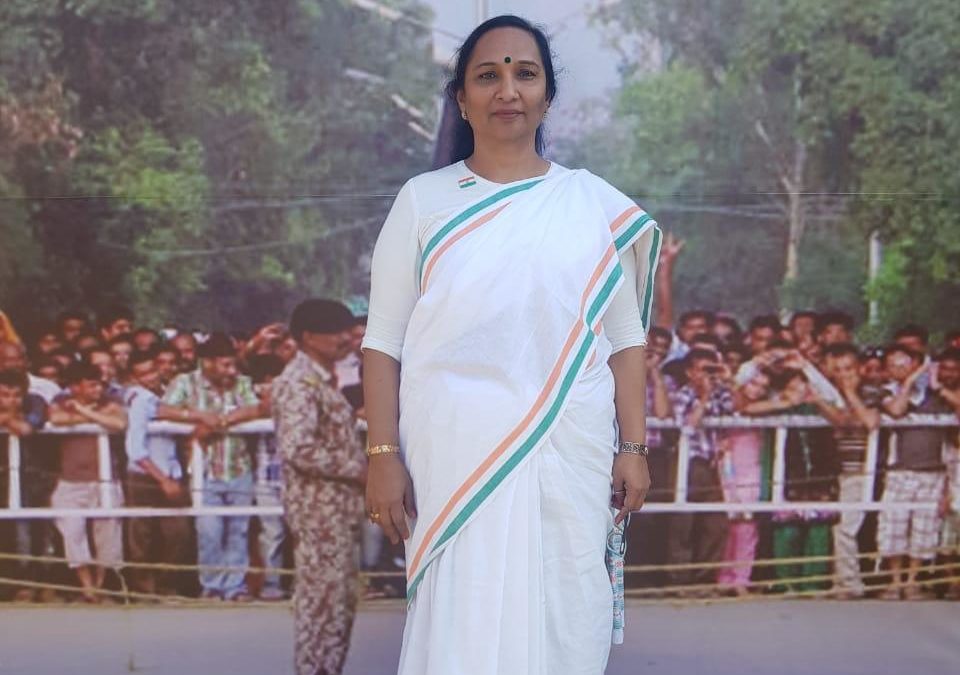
[272,299,367,675]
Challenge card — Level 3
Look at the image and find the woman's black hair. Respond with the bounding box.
[442,15,557,165]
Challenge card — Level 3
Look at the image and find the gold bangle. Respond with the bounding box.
[366,443,401,457]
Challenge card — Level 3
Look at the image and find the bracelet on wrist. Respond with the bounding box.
[366,443,401,457]
[618,441,649,457]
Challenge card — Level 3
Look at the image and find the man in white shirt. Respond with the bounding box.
[0,340,60,403]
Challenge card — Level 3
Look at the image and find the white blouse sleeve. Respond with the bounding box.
[602,246,648,353]
[361,180,421,362]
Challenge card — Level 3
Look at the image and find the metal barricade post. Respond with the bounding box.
[7,434,22,510]
[771,426,788,505]
[675,432,690,504]
[863,429,880,503]
[96,432,115,508]
[190,439,205,507]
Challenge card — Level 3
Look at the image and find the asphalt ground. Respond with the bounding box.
[0,600,957,674]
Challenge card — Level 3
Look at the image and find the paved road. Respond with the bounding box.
[0,600,957,674]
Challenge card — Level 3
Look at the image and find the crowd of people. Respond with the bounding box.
[0,307,366,603]
[632,308,960,601]
[1,294,959,603]
[628,233,960,600]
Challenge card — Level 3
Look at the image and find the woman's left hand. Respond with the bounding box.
[611,453,650,525]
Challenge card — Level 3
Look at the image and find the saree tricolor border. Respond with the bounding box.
[608,204,662,328]
[405,186,661,600]
[419,178,543,293]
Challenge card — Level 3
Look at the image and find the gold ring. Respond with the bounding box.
[369,511,380,521]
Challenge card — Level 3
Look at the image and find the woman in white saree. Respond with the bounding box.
[362,16,662,675]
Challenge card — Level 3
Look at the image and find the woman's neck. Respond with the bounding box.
[465,142,550,184]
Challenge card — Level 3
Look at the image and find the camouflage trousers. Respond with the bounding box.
[286,479,365,675]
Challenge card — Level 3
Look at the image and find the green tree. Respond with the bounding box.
[834,1,960,335]
[576,0,958,336]
[0,0,438,333]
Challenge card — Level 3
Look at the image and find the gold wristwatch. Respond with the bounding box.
[366,443,401,457]
[618,441,649,457]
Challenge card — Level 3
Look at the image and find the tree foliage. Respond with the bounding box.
[0,0,438,333]
[576,0,958,337]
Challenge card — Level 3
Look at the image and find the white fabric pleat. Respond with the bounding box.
[398,338,617,675]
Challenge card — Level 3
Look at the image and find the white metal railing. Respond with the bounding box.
[2,419,283,519]
[1,415,957,519]
[647,414,957,513]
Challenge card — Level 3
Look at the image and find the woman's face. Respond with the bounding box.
[457,28,549,152]
[859,357,885,386]
[784,376,809,403]
[741,373,770,402]
[884,352,917,383]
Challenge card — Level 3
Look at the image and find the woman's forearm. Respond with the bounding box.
[609,346,647,444]
[686,399,707,428]
[363,349,402,446]
[650,371,671,418]
[49,408,86,426]
[938,387,960,415]
[882,386,912,417]
[848,394,880,430]
[812,397,849,427]
[654,266,674,329]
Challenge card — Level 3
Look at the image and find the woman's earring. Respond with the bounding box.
[461,109,468,120]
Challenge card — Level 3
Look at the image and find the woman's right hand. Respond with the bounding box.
[366,454,417,545]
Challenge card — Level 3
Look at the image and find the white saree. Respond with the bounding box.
[367,165,661,675]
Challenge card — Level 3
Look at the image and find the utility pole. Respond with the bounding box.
[475,0,490,25]
[868,230,882,326]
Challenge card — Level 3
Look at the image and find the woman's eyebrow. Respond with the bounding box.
[472,60,541,69]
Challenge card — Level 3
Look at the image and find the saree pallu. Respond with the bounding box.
[397,169,660,675]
